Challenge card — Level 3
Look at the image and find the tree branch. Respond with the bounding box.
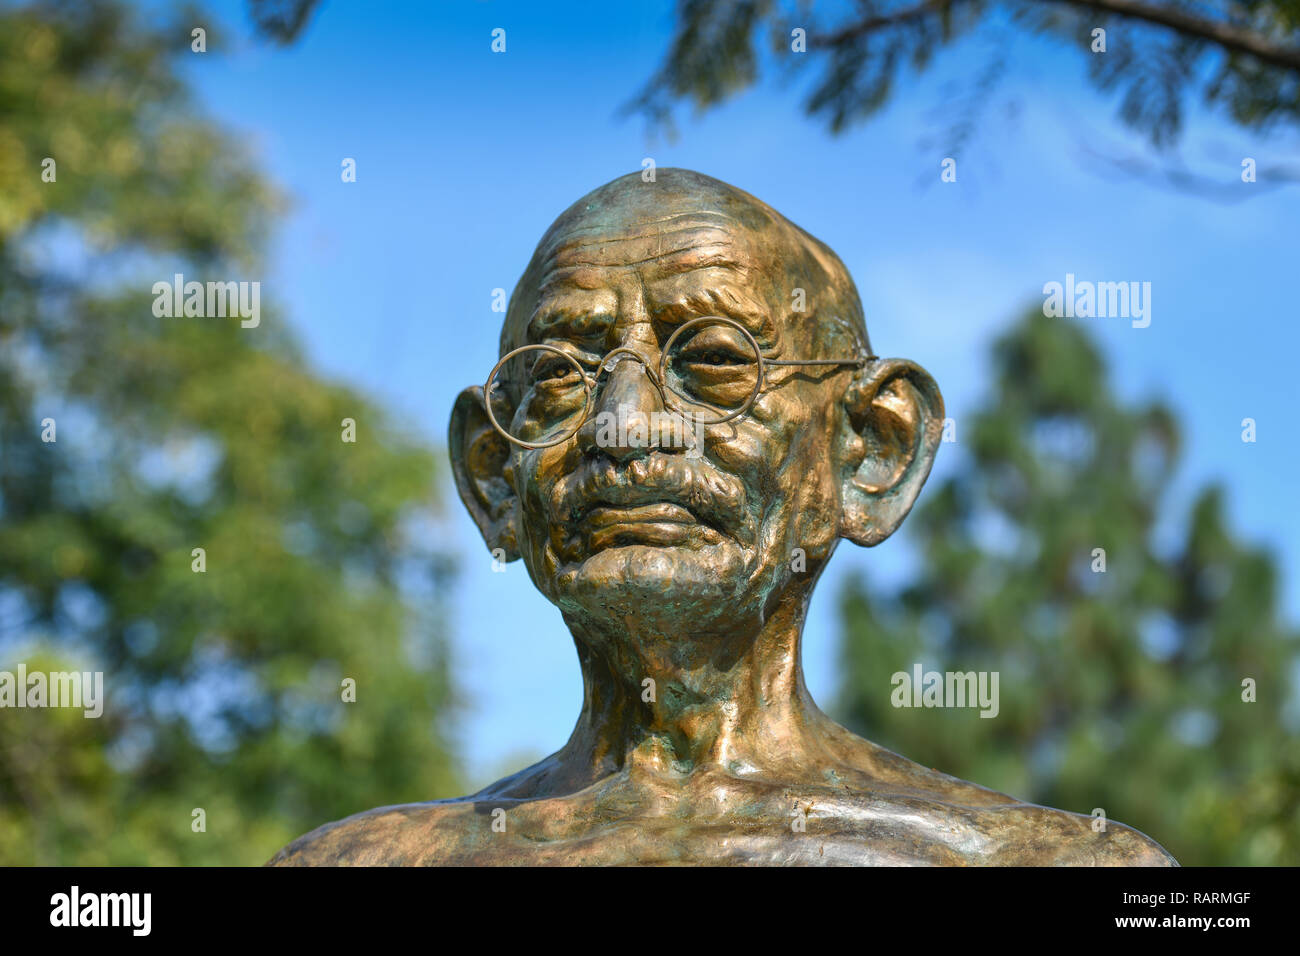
[1046,0,1300,71]
[811,0,958,47]
[810,0,1300,72]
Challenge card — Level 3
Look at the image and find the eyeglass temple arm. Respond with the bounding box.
[765,356,875,368]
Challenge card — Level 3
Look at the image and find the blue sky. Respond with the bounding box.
[179,0,1299,786]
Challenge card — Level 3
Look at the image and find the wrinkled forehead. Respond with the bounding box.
[543,213,756,276]
[503,202,790,352]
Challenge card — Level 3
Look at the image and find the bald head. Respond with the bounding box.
[501,169,871,362]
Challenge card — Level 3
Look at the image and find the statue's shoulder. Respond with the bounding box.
[267,800,474,866]
[836,736,1178,866]
[266,758,569,866]
[1002,805,1178,866]
[901,776,1178,866]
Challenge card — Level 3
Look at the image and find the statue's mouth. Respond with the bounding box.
[583,502,696,549]
[567,497,726,553]
[551,455,745,558]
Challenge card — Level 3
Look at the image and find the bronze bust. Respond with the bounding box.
[271,169,1175,865]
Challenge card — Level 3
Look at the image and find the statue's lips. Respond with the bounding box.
[576,501,718,550]
[583,502,696,528]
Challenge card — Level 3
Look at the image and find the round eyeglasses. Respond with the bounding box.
[483,315,873,449]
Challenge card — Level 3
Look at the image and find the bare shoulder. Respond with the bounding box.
[1005,806,1178,866]
[266,756,576,866]
[267,800,476,866]
[828,735,1178,866]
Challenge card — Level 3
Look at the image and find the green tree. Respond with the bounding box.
[836,310,1299,866]
[0,0,461,864]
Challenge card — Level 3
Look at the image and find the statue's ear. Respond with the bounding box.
[449,386,520,561]
[838,358,944,547]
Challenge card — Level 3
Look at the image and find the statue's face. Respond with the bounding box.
[507,208,849,635]
[451,171,943,656]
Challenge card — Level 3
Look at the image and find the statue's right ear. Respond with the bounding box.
[449,386,520,561]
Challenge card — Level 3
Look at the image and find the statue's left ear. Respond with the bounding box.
[838,358,945,547]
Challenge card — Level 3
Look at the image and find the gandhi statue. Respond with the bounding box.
[271,169,1176,865]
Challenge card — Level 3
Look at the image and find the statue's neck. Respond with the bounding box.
[556,588,831,783]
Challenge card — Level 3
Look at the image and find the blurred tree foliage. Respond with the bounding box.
[837,310,1300,866]
[633,0,1300,152]
[0,0,461,864]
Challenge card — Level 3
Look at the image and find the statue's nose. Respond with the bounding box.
[584,354,664,461]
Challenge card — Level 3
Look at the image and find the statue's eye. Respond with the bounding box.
[683,346,748,367]
[674,324,754,369]
[666,323,761,412]
[531,356,580,384]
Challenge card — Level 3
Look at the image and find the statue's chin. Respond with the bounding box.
[548,541,753,622]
